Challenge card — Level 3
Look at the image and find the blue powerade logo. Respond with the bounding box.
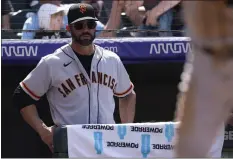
[141,134,151,158]
[117,125,127,140]
[94,132,103,154]
[165,124,175,142]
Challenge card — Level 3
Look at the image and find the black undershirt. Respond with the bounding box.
[74,51,94,77]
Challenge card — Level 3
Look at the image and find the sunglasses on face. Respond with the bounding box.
[72,20,97,30]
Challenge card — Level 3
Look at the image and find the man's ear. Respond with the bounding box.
[66,25,70,32]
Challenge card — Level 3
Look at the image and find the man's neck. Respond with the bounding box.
[71,42,95,56]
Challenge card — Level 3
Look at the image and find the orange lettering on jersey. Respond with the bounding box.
[98,72,103,84]
[66,78,76,90]
[103,74,108,86]
[92,71,97,83]
[61,83,71,95]
[113,83,117,92]
[80,73,87,85]
[92,72,116,91]
[58,87,67,97]
[108,75,112,87]
[75,74,81,87]
[110,78,115,90]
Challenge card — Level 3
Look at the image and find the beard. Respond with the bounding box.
[71,31,95,46]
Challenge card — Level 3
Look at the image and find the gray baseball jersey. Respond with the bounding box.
[20,44,134,126]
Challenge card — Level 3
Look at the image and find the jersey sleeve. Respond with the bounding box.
[19,57,51,101]
[114,57,134,98]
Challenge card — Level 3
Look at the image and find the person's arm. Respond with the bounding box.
[13,57,53,151]
[119,91,136,123]
[96,0,104,17]
[2,14,10,29]
[113,55,136,123]
[98,0,125,37]
[151,0,181,18]
[13,86,54,152]
[13,85,49,135]
[125,0,144,26]
[146,0,181,26]
[2,0,14,29]
[20,104,54,151]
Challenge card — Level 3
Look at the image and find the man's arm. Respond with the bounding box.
[114,55,136,123]
[20,105,54,151]
[13,57,53,151]
[146,0,181,26]
[125,0,144,26]
[98,0,125,37]
[13,85,54,151]
[119,90,136,123]
[2,0,14,29]
[150,0,181,18]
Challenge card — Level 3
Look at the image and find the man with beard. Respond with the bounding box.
[12,3,136,152]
